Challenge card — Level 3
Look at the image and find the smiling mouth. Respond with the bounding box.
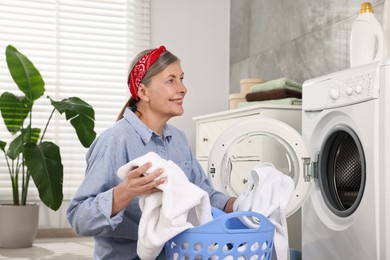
[169,98,183,103]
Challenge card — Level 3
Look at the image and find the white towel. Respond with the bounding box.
[233,162,294,260]
[117,152,213,260]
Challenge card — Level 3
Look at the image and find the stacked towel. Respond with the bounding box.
[117,152,213,260]
[246,88,302,102]
[250,77,302,93]
[240,77,302,106]
[237,98,302,108]
[233,163,294,260]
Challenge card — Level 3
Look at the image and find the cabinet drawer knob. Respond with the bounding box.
[202,137,208,142]
[243,178,248,184]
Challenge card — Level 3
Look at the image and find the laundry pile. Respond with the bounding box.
[236,77,302,108]
[233,162,295,260]
[117,152,212,260]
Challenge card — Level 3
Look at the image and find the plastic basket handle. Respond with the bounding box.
[195,210,274,234]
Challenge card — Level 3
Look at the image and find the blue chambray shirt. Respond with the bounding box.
[67,108,230,260]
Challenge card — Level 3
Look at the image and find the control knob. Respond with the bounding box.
[355,85,363,94]
[346,87,353,96]
[330,88,340,100]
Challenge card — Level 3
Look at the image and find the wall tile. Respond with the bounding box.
[296,18,351,78]
[249,0,294,56]
[248,50,282,81]
[272,40,311,83]
[230,0,251,64]
[230,1,386,92]
[230,60,251,93]
[283,0,352,35]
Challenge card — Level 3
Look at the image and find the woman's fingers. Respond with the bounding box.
[128,162,152,178]
[112,162,166,216]
[125,162,166,195]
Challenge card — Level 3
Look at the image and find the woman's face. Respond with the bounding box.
[144,61,187,119]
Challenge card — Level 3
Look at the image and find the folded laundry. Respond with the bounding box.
[250,77,302,93]
[237,98,302,108]
[245,88,302,102]
[117,152,212,260]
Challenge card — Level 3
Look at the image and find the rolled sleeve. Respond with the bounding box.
[97,188,124,229]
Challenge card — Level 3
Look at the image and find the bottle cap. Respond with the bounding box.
[359,2,374,14]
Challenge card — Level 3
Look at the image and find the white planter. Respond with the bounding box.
[0,204,39,248]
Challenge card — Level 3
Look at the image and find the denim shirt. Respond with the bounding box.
[67,108,230,260]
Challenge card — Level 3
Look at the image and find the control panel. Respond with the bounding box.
[303,62,380,111]
[327,71,376,107]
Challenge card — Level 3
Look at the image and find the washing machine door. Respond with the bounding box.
[207,117,311,217]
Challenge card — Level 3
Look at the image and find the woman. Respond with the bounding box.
[67,45,235,259]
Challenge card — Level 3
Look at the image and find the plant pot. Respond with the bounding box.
[0,203,39,248]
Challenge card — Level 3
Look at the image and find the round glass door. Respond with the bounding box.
[215,132,299,197]
[208,118,311,217]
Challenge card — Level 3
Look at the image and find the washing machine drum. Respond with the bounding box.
[318,126,366,217]
[207,118,311,217]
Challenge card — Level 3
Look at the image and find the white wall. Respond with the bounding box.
[150,0,230,150]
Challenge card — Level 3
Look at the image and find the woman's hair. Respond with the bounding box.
[116,49,179,121]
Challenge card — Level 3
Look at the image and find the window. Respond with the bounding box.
[0,0,150,201]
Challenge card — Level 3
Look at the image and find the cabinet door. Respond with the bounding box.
[198,160,208,173]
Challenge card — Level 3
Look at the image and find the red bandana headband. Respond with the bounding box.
[128,45,167,101]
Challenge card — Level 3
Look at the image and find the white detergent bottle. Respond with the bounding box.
[350,2,384,67]
[383,0,390,57]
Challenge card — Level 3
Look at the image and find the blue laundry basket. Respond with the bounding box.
[165,208,274,260]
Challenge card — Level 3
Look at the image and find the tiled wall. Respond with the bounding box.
[230,0,385,92]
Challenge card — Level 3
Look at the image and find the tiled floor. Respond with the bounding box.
[0,237,94,260]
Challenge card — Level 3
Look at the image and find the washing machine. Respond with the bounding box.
[300,59,390,259]
[208,59,390,259]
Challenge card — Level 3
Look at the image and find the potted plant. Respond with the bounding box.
[0,45,96,248]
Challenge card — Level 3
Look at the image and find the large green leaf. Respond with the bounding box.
[5,45,44,101]
[24,141,63,211]
[0,140,6,152]
[50,96,96,148]
[0,92,31,134]
[8,127,40,160]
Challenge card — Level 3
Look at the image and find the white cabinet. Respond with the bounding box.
[194,104,302,168]
[193,104,303,250]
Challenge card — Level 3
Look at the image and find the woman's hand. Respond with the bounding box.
[111,162,166,216]
[123,162,166,197]
[223,197,237,213]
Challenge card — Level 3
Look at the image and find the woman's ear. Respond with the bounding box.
[137,84,149,102]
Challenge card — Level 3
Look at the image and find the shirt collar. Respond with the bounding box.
[123,108,173,143]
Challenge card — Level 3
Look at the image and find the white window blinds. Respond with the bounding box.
[0,0,150,201]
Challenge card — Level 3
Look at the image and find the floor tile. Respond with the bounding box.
[0,237,93,259]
